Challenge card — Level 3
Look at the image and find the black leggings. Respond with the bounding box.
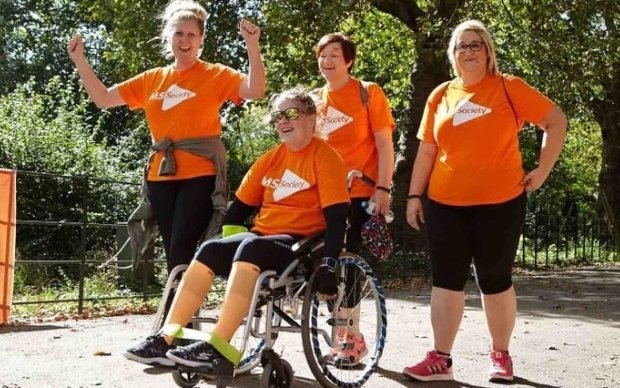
[342,198,371,307]
[427,192,527,294]
[148,176,215,275]
[194,233,298,277]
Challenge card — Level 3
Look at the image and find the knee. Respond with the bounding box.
[432,271,468,291]
[235,236,262,257]
[194,240,221,268]
[477,276,512,294]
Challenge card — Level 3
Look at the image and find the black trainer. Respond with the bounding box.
[166,340,220,368]
[123,335,174,367]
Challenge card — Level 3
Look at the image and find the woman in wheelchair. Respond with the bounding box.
[124,87,350,371]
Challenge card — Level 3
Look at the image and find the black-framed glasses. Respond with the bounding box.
[270,107,300,124]
[455,41,485,53]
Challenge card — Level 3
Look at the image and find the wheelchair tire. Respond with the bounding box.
[301,253,387,388]
[261,359,294,388]
[171,368,201,388]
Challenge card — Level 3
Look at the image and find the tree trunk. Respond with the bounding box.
[372,1,461,252]
[594,81,620,256]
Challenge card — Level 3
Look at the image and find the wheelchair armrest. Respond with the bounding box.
[291,231,325,256]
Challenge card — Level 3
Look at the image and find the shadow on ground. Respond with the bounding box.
[385,266,620,328]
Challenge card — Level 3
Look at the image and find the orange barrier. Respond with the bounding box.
[0,169,16,324]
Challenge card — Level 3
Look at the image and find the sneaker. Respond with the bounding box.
[166,340,221,369]
[403,350,454,381]
[327,334,368,367]
[489,351,514,381]
[124,335,174,367]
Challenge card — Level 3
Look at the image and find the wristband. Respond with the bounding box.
[319,256,337,270]
[407,194,423,201]
[376,185,391,194]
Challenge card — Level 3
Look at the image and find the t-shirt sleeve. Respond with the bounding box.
[217,64,246,106]
[116,71,151,111]
[235,154,266,206]
[503,75,556,125]
[315,145,350,208]
[367,83,396,133]
[417,83,449,144]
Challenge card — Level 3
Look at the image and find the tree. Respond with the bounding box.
[484,0,619,252]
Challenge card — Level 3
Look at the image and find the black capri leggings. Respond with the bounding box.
[193,233,299,277]
[426,192,527,295]
[148,176,215,275]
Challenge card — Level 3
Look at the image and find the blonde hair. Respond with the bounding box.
[158,0,207,60]
[447,20,499,77]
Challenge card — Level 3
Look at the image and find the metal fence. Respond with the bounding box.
[9,171,618,313]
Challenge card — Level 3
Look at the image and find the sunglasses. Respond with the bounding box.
[270,107,300,124]
[455,41,485,53]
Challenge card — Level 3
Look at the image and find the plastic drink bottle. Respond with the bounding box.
[362,200,394,223]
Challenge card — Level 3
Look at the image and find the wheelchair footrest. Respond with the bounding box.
[177,357,235,379]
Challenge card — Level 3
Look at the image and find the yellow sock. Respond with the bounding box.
[162,260,215,344]
[213,261,260,342]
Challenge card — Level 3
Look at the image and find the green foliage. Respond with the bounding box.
[223,104,279,189]
[261,1,415,117]
[0,0,81,94]
[519,118,602,217]
[0,77,140,279]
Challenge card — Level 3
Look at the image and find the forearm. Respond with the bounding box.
[374,130,394,188]
[408,142,437,195]
[322,203,349,258]
[72,57,113,108]
[376,137,394,189]
[222,196,256,226]
[242,43,266,100]
[537,112,567,175]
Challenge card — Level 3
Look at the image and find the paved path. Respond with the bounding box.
[1,267,619,388]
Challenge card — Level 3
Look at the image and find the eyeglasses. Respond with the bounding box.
[455,41,485,53]
[270,107,300,124]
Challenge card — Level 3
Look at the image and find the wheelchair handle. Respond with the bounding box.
[347,170,375,190]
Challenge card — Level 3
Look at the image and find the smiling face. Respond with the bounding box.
[169,19,203,68]
[272,98,316,152]
[318,42,353,83]
[454,30,488,78]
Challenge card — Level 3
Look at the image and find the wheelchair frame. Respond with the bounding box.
[153,231,387,388]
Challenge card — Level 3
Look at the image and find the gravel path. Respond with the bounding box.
[1,266,618,388]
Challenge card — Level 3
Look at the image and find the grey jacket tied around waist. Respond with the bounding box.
[126,136,228,269]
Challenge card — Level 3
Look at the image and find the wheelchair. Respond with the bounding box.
[151,232,388,388]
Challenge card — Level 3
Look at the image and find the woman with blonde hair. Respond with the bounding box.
[67,0,265,291]
[403,20,567,382]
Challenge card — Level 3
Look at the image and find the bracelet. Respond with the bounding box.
[407,194,423,201]
[376,185,391,194]
[320,257,337,270]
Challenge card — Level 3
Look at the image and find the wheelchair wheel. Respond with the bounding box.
[301,253,387,388]
[171,368,201,388]
[261,359,294,388]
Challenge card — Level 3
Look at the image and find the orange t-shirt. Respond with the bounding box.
[235,138,350,236]
[318,79,395,197]
[418,74,556,205]
[117,60,245,181]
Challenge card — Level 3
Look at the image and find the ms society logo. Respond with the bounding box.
[323,106,352,134]
[452,100,492,126]
[150,84,196,111]
[262,169,310,201]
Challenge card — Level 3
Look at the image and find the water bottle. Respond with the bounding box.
[362,200,394,223]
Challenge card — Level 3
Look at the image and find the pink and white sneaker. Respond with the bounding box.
[403,350,454,381]
[489,350,514,381]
